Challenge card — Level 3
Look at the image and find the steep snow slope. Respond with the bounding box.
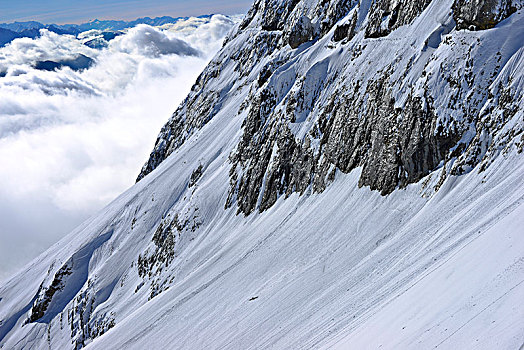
[1,0,523,349]
[94,151,524,350]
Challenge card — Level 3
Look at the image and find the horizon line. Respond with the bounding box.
[0,13,247,27]
[0,1,250,26]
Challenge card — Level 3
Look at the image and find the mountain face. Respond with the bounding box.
[138,0,523,215]
[0,28,18,47]
[1,1,524,349]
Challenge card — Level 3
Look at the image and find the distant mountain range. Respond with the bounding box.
[0,15,211,47]
[1,0,524,349]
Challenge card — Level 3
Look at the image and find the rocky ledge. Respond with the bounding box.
[138,0,523,216]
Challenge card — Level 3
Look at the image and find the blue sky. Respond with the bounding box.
[0,0,252,24]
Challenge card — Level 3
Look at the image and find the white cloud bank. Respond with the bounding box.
[0,14,240,281]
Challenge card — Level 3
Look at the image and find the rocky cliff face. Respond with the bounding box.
[139,0,523,215]
[453,0,522,30]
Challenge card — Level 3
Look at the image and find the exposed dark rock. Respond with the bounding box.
[137,31,282,182]
[285,15,314,48]
[137,215,181,280]
[365,0,433,38]
[227,68,462,215]
[452,82,521,174]
[260,0,301,31]
[139,0,521,218]
[137,208,201,299]
[61,280,117,349]
[332,10,358,43]
[453,0,519,30]
[27,231,113,338]
[29,264,72,322]
[315,0,358,37]
[236,0,301,32]
[235,0,359,46]
[333,22,351,42]
[188,164,204,187]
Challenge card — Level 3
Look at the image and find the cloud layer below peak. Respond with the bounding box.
[0,14,239,281]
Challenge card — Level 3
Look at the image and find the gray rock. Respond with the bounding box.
[227,68,461,215]
[365,0,433,38]
[285,15,314,48]
[453,0,520,30]
[332,11,358,42]
[316,0,359,37]
[139,0,522,217]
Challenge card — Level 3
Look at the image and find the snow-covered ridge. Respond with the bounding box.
[1,0,523,349]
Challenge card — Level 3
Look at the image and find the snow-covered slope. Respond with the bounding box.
[1,0,523,349]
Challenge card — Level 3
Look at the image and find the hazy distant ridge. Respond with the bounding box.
[0,15,212,46]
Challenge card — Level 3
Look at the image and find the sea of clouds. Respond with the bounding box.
[0,14,239,281]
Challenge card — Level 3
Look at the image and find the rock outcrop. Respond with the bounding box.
[453,0,521,30]
[285,15,313,48]
[138,0,523,217]
[365,0,433,38]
